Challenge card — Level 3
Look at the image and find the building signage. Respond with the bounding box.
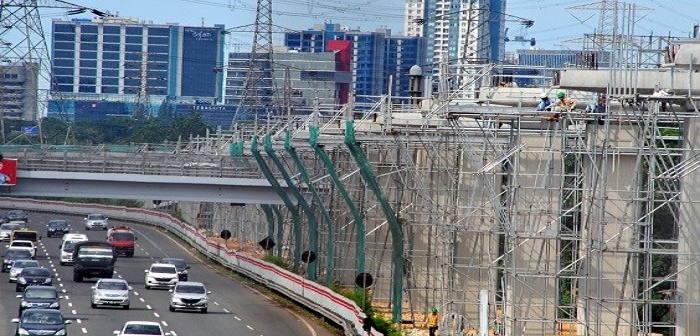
[0,158,18,185]
[185,28,215,42]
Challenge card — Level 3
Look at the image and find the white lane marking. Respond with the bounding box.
[139,298,145,302]
[214,302,219,306]
[64,295,70,300]
[146,304,152,310]
[223,309,229,313]
[68,302,73,307]
[247,325,254,330]
[62,289,67,293]
[234,316,241,321]
[154,312,160,318]
[59,283,64,287]
[170,332,177,336]
[133,292,139,296]
[81,327,87,334]
[162,321,168,327]
[71,309,77,314]
[57,277,61,282]
[76,319,82,324]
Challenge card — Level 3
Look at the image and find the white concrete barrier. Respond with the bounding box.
[0,198,375,336]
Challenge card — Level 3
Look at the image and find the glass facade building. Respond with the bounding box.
[49,18,225,121]
[284,23,426,102]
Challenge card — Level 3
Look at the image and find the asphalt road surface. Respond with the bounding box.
[0,210,341,336]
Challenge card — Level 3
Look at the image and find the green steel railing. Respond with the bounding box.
[309,125,366,278]
[264,134,319,281]
[250,135,302,272]
[344,120,404,323]
[285,131,336,286]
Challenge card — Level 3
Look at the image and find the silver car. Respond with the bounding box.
[91,278,130,309]
[84,213,108,230]
[9,259,40,283]
[0,223,22,241]
[168,281,209,313]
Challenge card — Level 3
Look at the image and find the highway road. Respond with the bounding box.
[0,210,340,336]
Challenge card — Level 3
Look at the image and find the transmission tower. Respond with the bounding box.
[0,0,108,143]
[231,0,277,125]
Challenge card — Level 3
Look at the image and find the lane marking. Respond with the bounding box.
[162,321,168,327]
[235,316,241,321]
[76,319,82,324]
[214,302,219,306]
[146,304,152,310]
[223,308,229,313]
[81,327,87,334]
[71,309,77,314]
[68,302,73,307]
[140,298,145,302]
[247,325,254,330]
[154,312,160,318]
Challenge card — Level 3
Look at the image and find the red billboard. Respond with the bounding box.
[0,158,18,185]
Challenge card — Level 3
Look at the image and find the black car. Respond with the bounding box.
[46,220,70,238]
[5,209,28,223]
[159,257,190,281]
[16,267,52,292]
[17,285,61,315]
[2,248,33,272]
[12,308,71,336]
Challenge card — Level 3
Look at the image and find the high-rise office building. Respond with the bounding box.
[284,23,426,103]
[0,63,38,120]
[405,0,506,97]
[48,17,225,121]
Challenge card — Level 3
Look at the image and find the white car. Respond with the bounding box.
[91,278,130,309]
[84,213,108,230]
[9,259,40,283]
[144,263,179,289]
[169,281,210,313]
[61,233,88,244]
[7,240,36,258]
[114,321,170,336]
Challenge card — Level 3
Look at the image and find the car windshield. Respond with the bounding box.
[4,249,32,259]
[124,324,163,335]
[12,260,38,268]
[98,281,128,290]
[62,242,75,252]
[88,214,106,220]
[0,223,21,231]
[13,241,32,248]
[177,285,206,294]
[25,288,58,299]
[12,232,37,241]
[151,266,176,274]
[161,259,186,269]
[48,221,67,228]
[22,268,50,277]
[21,311,63,325]
[8,210,25,217]
[77,247,113,258]
[112,232,134,241]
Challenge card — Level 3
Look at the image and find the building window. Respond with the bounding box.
[125,26,143,35]
[103,26,120,34]
[103,35,120,43]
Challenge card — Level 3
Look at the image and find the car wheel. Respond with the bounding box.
[201,308,208,314]
[73,273,83,282]
[59,262,65,266]
[169,305,175,312]
[15,285,21,292]
[145,284,150,290]
[85,227,90,231]
[91,303,97,309]
[182,276,188,281]
[123,304,129,310]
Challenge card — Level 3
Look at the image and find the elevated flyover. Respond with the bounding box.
[0,144,290,204]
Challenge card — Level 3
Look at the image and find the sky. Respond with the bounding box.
[35,0,700,53]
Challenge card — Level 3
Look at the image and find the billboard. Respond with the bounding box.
[0,158,18,186]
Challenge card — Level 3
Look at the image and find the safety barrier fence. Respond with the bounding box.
[0,198,376,336]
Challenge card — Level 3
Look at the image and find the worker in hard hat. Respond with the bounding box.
[426,307,439,336]
[536,92,552,111]
[545,91,576,121]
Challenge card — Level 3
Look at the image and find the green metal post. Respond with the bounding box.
[264,134,319,281]
[344,120,404,323]
[285,130,336,286]
[250,136,302,273]
[309,125,366,277]
[260,204,275,256]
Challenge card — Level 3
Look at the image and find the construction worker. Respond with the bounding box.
[545,91,576,121]
[427,308,439,336]
[536,92,552,111]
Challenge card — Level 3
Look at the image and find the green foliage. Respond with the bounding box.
[35,113,211,146]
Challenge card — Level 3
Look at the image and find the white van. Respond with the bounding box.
[60,240,77,265]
